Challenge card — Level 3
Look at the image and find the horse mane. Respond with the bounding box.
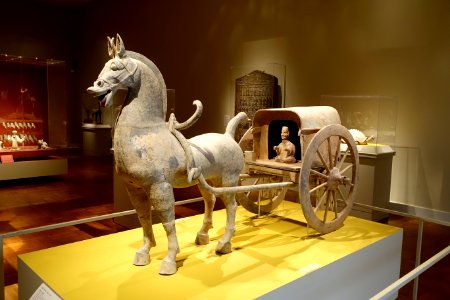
[126,50,167,117]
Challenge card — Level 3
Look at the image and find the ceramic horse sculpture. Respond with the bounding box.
[87,34,247,275]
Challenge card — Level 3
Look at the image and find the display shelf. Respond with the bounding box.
[0,156,67,180]
[0,146,67,159]
[19,202,402,300]
[0,146,68,180]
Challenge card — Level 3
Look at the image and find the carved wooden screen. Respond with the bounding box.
[235,70,279,141]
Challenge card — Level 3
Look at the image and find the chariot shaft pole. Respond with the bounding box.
[197,174,295,195]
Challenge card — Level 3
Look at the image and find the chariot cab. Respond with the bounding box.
[234,106,359,234]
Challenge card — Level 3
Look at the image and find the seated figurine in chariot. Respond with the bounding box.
[273,126,296,163]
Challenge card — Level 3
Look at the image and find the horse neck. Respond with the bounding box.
[119,65,167,127]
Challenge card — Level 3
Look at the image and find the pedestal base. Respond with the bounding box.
[349,151,395,221]
[18,202,402,299]
[0,156,67,180]
[82,124,112,156]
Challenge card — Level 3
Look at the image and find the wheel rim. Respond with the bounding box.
[236,175,287,215]
[299,124,359,233]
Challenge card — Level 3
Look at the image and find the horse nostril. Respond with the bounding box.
[96,80,103,87]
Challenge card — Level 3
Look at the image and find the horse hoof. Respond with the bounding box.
[133,252,150,266]
[215,241,232,254]
[195,232,210,245]
[159,259,177,275]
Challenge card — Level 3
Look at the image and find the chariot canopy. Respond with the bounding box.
[252,106,341,130]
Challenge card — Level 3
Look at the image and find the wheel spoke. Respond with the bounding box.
[337,186,347,207]
[337,148,350,169]
[238,175,287,215]
[333,138,341,167]
[317,150,331,173]
[245,178,261,198]
[322,191,331,222]
[309,181,328,194]
[332,190,338,219]
[310,169,329,180]
[340,163,353,175]
[327,137,332,168]
[314,188,329,213]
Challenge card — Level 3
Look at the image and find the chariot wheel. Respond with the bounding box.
[299,124,359,234]
[236,174,287,215]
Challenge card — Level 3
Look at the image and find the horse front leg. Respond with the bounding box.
[195,186,216,245]
[150,182,179,275]
[125,183,156,266]
[216,192,237,254]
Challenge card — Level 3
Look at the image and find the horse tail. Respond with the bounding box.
[225,112,248,139]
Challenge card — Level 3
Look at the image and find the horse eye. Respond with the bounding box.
[110,62,118,71]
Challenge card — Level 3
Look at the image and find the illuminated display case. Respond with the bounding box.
[0,54,67,151]
[320,95,398,220]
[0,54,68,179]
[320,95,397,155]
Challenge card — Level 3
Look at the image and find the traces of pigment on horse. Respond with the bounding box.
[168,156,179,169]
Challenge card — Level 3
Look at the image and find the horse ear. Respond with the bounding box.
[107,36,115,58]
[115,34,126,58]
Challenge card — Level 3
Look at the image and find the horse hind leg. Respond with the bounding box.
[216,190,237,255]
[195,185,216,245]
[125,183,156,266]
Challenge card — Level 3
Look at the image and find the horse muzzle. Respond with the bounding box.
[87,78,118,106]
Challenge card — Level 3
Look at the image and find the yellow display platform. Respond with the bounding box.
[18,202,402,299]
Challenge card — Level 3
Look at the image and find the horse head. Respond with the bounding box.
[87,34,138,107]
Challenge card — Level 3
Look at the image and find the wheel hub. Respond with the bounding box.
[327,167,343,190]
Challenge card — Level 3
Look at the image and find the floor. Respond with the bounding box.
[0,154,448,299]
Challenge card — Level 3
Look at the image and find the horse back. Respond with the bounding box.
[189,132,244,181]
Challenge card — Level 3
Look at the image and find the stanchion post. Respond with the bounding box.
[413,218,424,300]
